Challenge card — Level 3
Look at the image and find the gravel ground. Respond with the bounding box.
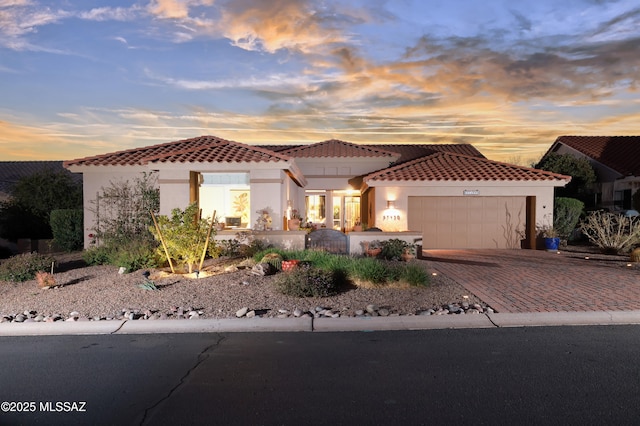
[0,253,484,320]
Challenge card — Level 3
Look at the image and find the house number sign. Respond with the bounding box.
[383,215,401,221]
[463,189,480,195]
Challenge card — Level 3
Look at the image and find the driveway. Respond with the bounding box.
[421,249,640,313]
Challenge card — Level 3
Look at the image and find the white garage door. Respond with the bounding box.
[408,196,527,249]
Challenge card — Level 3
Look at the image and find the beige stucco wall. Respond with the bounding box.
[368,181,561,231]
[73,167,150,249]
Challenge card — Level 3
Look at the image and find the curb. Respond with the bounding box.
[312,314,494,331]
[488,311,640,327]
[3,311,640,336]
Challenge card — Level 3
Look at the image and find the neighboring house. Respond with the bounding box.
[542,136,640,211]
[64,136,570,250]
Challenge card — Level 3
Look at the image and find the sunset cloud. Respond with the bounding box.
[1,0,639,163]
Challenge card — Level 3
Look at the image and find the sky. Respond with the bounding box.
[1,0,639,164]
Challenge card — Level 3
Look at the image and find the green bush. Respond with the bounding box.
[83,245,113,265]
[553,197,584,241]
[50,209,84,252]
[149,203,216,273]
[260,252,283,271]
[0,252,54,282]
[111,241,159,272]
[82,240,159,271]
[253,247,288,263]
[380,238,408,261]
[273,266,341,297]
[400,264,430,287]
[349,257,388,284]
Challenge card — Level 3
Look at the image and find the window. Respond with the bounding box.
[305,194,326,223]
[199,173,250,227]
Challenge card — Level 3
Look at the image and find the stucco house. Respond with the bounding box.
[64,136,570,250]
[542,136,640,211]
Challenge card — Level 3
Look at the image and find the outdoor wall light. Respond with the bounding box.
[386,200,396,209]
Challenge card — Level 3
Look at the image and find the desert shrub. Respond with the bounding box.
[83,245,113,265]
[82,241,159,271]
[580,210,640,254]
[260,252,283,271]
[273,266,341,297]
[219,239,241,257]
[35,271,56,288]
[553,197,584,241]
[400,264,430,287]
[349,257,388,284]
[150,203,216,273]
[253,247,288,263]
[0,252,54,282]
[380,238,408,261]
[50,209,83,252]
[111,240,160,272]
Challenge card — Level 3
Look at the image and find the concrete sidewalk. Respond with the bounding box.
[3,310,640,336]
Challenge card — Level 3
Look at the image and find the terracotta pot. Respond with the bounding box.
[353,225,363,232]
[282,260,299,271]
[288,219,300,231]
[366,248,381,257]
[401,252,415,262]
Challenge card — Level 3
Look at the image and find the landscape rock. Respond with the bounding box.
[251,263,275,276]
[236,307,249,318]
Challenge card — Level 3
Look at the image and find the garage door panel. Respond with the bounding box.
[410,196,526,249]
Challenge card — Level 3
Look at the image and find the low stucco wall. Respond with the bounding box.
[348,231,422,255]
[214,230,307,251]
[214,229,422,255]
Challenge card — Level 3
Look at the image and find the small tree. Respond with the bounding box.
[50,209,83,252]
[553,197,584,242]
[150,203,217,273]
[536,153,597,201]
[0,168,82,240]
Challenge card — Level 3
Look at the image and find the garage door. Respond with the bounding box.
[408,196,527,249]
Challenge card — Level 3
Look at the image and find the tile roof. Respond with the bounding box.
[278,139,398,158]
[372,143,485,164]
[0,161,81,196]
[553,136,640,176]
[64,136,291,167]
[364,151,570,182]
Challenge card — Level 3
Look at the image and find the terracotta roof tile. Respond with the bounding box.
[364,152,570,182]
[278,139,398,158]
[371,143,485,164]
[64,136,290,167]
[554,136,640,176]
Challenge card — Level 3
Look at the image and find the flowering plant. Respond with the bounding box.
[290,209,302,220]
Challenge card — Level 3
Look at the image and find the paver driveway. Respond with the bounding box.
[422,249,640,313]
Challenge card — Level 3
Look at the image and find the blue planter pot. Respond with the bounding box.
[544,237,560,251]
